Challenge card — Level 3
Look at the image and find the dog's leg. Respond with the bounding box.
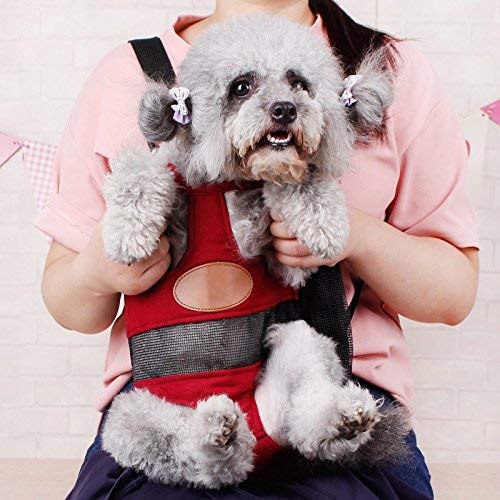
[256,321,381,462]
[263,248,315,288]
[263,175,349,286]
[191,394,256,488]
[102,389,255,488]
[102,147,177,265]
[225,188,272,260]
[166,190,189,268]
[225,188,312,287]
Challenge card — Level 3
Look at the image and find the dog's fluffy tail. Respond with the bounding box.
[346,401,413,468]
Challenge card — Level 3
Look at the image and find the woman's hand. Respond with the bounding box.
[73,224,172,297]
[270,208,362,269]
[270,207,479,326]
[42,223,172,334]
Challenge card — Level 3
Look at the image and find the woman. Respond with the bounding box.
[37,1,479,498]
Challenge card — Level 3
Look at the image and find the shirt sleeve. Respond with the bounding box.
[386,45,479,250]
[34,43,147,253]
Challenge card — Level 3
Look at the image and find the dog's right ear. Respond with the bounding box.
[138,83,190,143]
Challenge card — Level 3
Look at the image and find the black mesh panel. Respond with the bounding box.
[130,301,300,381]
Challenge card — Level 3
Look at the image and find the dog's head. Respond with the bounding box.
[139,15,394,186]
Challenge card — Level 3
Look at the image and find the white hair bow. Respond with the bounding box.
[341,75,364,107]
[170,87,191,124]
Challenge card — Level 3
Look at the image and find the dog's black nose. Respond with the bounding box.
[270,101,297,125]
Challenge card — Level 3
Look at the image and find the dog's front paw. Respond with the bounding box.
[275,263,315,289]
[102,147,177,264]
[268,180,350,261]
[295,210,349,261]
[102,215,161,265]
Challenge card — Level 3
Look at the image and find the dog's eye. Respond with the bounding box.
[232,80,251,97]
[292,80,309,92]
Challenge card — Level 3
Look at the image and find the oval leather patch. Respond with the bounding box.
[173,262,253,312]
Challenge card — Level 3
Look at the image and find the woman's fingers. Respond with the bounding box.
[270,221,294,239]
[140,254,172,286]
[269,208,282,222]
[132,235,170,271]
[272,237,311,257]
[125,236,171,294]
[275,251,339,269]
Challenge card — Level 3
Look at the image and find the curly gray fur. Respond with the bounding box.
[348,48,395,144]
[139,14,360,185]
[263,167,349,287]
[346,402,413,467]
[139,81,178,143]
[102,389,256,488]
[225,188,272,260]
[102,147,177,264]
[165,189,188,268]
[105,14,393,270]
[256,321,405,464]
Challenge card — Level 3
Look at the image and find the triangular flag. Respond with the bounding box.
[481,99,500,126]
[22,140,58,212]
[0,131,22,168]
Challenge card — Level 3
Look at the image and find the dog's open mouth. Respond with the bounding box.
[241,126,309,184]
[258,130,295,148]
[265,130,293,147]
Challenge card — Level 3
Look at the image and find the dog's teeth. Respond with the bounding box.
[266,132,292,145]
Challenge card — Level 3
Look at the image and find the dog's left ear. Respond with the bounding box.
[341,49,394,143]
[138,83,192,143]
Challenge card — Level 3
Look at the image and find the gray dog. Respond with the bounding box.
[101,15,409,489]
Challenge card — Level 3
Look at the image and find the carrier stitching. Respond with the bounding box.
[173,262,254,312]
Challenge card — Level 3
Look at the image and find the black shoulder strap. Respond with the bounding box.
[129,37,176,84]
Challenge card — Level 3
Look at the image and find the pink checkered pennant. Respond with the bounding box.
[21,140,58,212]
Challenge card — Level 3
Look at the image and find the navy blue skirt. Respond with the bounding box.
[67,379,433,500]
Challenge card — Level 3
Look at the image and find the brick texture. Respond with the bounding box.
[0,0,498,463]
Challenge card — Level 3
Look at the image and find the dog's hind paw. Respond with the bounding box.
[195,395,242,449]
[298,382,382,462]
[191,395,256,488]
[331,381,382,446]
[337,404,380,441]
[208,411,238,447]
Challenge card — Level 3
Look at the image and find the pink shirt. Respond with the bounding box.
[35,15,479,411]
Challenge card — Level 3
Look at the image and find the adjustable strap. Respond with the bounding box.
[129,37,176,84]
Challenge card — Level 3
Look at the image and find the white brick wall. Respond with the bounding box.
[0,0,498,463]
